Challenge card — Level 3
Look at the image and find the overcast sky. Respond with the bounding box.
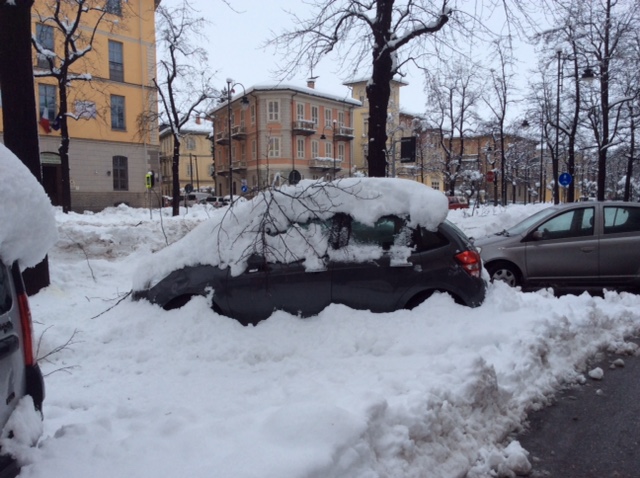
[161,0,540,118]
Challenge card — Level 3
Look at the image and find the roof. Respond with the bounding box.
[343,77,409,87]
[210,83,361,115]
[159,117,212,138]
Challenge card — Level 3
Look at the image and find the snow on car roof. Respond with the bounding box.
[0,144,58,268]
[132,177,448,290]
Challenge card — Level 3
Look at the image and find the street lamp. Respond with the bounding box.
[320,119,337,179]
[225,77,249,203]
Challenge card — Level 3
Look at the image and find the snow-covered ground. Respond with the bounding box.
[4,201,640,478]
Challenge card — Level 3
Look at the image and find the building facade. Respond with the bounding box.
[159,116,215,198]
[0,0,160,212]
[210,82,360,198]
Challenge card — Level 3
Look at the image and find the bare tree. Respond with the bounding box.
[31,0,122,213]
[425,61,483,196]
[269,0,452,177]
[151,1,218,217]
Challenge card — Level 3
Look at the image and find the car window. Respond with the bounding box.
[350,216,404,249]
[0,264,12,315]
[604,206,640,234]
[534,207,594,240]
[415,227,449,251]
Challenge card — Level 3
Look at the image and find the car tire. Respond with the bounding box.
[487,261,521,287]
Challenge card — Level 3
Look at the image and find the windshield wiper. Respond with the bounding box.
[496,229,509,237]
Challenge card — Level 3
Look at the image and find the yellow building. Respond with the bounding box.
[159,116,215,197]
[0,0,160,212]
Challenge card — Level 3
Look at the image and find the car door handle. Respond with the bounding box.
[580,246,596,253]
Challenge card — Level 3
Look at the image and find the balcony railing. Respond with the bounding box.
[231,125,247,140]
[215,130,229,145]
[215,160,248,173]
[292,120,316,135]
[309,157,342,170]
[334,125,355,141]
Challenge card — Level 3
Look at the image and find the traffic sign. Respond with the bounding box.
[558,172,572,187]
[486,171,495,183]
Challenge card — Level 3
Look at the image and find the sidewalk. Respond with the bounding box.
[517,338,640,478]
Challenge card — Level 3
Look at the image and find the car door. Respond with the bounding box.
[225,221,332,325]
[329,214,416,312]
[599,205,640,287]
[524,206,598,286]
[0,262,27,427]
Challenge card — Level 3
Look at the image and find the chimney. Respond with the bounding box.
[307,76,318,89]
[195,114,201,125]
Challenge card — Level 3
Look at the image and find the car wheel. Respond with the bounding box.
[405,291,434,310]
[487,262,521,287]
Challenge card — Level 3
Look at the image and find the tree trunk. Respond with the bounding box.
[58,76,72,213]
[0,0,51,294]
[171,135,181,216]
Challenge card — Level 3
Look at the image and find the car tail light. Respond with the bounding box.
[11,266,36,367]
[455,250,482,278]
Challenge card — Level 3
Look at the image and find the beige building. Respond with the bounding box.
[210,82,360,198]
[159,116,215,197]
[0,0,160,212]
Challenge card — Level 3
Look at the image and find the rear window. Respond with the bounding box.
[604,206,640,234]
[0,264,12,315]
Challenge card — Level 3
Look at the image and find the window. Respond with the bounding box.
[325,141,333,158]
[604,206,640,234]
[250,104,256,124]
[108,40,124,82]
[112,155,128,191]
[35,23,54,69]
[431,181,440,190]
[39,84,56,120]
[338,143,345,161]
[325,108,332,127]
[105,0,122,15]
[311,106,318,126]
[252,139,257,159]
[267,100,279,122]
[534,208,594,240]
[297,138,305,158]
[297,103,304,121]
[185,136,196,150]
[268,137,281,157]
[110,95,126,130]
[311,140,319,158]
[338,111,345,126]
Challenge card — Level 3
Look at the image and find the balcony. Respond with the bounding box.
[215,160,248,173]
[215,130,229,145]
[334,125,355,141]
[231,125,247,140]
[309,157,342,170]
[292,120,316,135]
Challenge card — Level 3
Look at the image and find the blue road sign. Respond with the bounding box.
[559,172,572,187]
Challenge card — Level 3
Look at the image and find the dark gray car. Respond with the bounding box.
[474,202,640,293]
[134,214,486,325]
[0,260,45,476]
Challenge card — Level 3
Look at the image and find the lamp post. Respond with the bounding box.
[320,119,337,179]
[225,77,249,203]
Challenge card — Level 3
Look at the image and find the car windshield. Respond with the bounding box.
[505,206,561,236]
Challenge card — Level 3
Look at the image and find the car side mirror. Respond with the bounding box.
[531,230,544,241]
[246,253,266,273]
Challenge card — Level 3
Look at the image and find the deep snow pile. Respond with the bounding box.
[2,202,639,478]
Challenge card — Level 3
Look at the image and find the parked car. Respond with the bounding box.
[473,201,640,293]
[200,196,226,208]
[133,178,486,325]
[0,260,45,476]
[447,195,469,209]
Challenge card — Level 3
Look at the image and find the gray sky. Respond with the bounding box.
[161,0,539,119]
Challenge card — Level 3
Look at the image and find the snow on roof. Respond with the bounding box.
[210,83,361,115]
[132,177,448,290]
[0,143,58,268]
[159,116,212,138]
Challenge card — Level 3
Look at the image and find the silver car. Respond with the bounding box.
[474,202,640,293]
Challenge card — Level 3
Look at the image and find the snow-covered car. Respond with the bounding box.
[133,178,486,325]
[0,144,58,476]
[474,201,640,293]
